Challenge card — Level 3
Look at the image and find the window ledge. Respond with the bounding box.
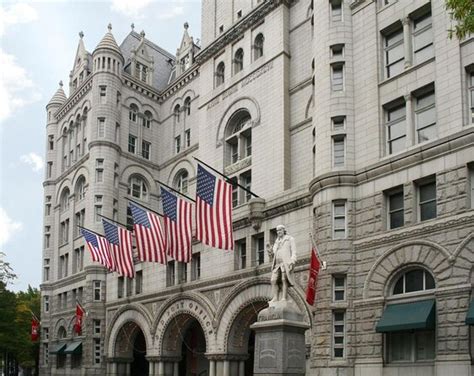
[224,156,252,175]
[379,57,435,87]
[384,362,435,367]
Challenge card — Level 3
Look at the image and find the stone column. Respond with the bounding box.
[238,360,245,376]
[158,361,164,376]
[209,360,216,376]
[173,361,179,376]
[223,360,230,376]
[402,17,412,68]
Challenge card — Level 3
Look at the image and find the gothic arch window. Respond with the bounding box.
[129,103,139,123]
[253,34,264,61]
[184,97,191,116]
[57,326,67,339]
[173,169,189,194]
[392,268,435,295]
[234,48,244,74]
[128,175,148,200]
[174,104,181,123]
[216,62,225,87]
[60,187,70,212]
[143,111,152,128]
[75,176,86,201]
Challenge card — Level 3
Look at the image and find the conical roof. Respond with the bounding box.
[94,24,122,57]
[47,81,67,107]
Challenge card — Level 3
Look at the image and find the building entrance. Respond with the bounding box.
[130,329,149,376]
[179,319,207,376]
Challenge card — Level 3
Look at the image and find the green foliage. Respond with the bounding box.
[446,0,474,39]
[0,252,17,289]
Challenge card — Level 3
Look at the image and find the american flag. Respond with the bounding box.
[129,202,167,264]
[161,187,192,262]
[102,219,135,278]
[196,164,234,251]
[80,228,115,271]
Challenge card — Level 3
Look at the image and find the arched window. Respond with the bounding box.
[184,97,191,116]
[174,169,189,194]
[60,188,70,211]
[225,111,252,166]
[143,111,152,128]
[234,48,244,74]
[57,326,67,339]
[128,176,148,200]
[392,268,435,295]
[174,104,181,122]
[216,62,225,87]
[254,34,264,60]
[129,104,138,123]
[75,176,86,201]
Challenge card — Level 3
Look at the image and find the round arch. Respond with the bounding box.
[167,159,195,187]
[71,166,90,186]
[305,94,314,119]
[215,96,261,147]
[121,165,157,197]
[53,318,69,339]
[55,180,72,206]
[363,240,453,299]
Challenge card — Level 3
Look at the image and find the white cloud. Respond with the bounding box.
[111,0,154,17]
[156,5,184,20]
[0,3,38,37]
[0,49,42,122]
[0,208,22,247]
[20,152,44,172]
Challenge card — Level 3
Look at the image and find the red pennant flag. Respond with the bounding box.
[31,317,40,341]
[306,247,321,305]
[74,303,85,335]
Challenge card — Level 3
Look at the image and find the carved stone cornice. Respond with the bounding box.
[161,65,199,101]
[195,1,284,64]
[55,77,93,121]
[123,73,160,101]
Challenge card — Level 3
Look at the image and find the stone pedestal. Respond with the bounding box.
[251,301,309,376]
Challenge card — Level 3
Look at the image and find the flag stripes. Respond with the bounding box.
[102,219,135,278]
[80,228,115,271]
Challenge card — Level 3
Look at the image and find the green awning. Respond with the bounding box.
[376,299,435,333]
[64,341,82,355]
[49,342,67,354]
[466,299,474,325]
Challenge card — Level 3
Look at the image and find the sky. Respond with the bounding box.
[0,0,202,292]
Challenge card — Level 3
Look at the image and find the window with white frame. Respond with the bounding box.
[414,87,436,143]
[98,118,105,138]
[45,195,51,216]
[135,270,143,294]
[95,195,102,222]
[330,0,342,22]
[225,111,252,166]
[128,134,137,154]
[393,268,435,295]
[383,26,404,78]
[117,277,124,298]
[215,62,225,87]
[44,343,49,365]
[332,116,345,131]
[412,10,433,65]
[141,140,151,160]
[235,239,247,270]
[95,159,104,183]
[93,280,101,301]
[469,71,474,124]
[191,252,201,281]
[76,176,86,201]
[143,111,152,128]
[175,135,181,154]
[469,164,474,209]
[74,209,85,237]
[418,177,436,221]
[331,44,344,59]
[174,169,189,194]
[333,136,345,167]
[60,219,69,244]
[253,33,264,61]
[332,311,345,358]
[94,338,101,364]
[241,171,252,204]
[333,201,347,239]
[44,295,49,312]
[99,86,106,104]
[178,262,187,284]
[185,129,191,147]
[47,162,53,178]
[44,226,51,248]
[385,101,406,154]
[387,186,404,229]
[44,259,50,281]
[60,188,70,212]
[129,104,138,122]
[174,105,181,123]
[74,246,84,273]
[167,261,175,287]
[234,48,244,74]
[128,176,148,200]
[331,64,344,91]
[333,275,346,301]
[184,97,191,116]
[254,234,265,266]
[93,320,101,335]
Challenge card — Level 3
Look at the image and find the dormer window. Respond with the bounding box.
[135,62,148,83]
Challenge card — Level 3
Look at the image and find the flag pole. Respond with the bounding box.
[125,197,164,217]
[29,310,40,323]
[156,180,196,203]
[308,232,326,269]
[77,225,104,238]
[98,214,129,229]
[193,156,260,198]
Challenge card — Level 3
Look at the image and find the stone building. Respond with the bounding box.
[40,0,474,375]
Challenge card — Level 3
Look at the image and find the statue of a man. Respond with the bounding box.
[267,224,297,303]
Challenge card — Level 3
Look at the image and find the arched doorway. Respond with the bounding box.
[131,330,149,376]
[115,322,149,376]
[179,319,207,376]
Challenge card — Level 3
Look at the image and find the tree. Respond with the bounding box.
[0,252,17,291]
[446,0,474,39]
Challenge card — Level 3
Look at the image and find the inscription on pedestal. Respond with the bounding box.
[259,338,277,368]
[287,338,303,369]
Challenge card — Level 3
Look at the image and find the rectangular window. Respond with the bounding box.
[98,118,105,138]
[126,278,132,297]
[142,141,151,160]
[384,27,404,78]
[415,88,436,143]
[333,311,345,358]
[73,246,84,273]
[135,271,143,294]
[60,219,69,244]
[115,123,120,143]
[387,186,404,229]
[44,327,49,340]
[331,64,344,91]
[178,262,187,284]
[235,239,247,270]
[96,158,104,182]
[185,129,191,147]
[418,178,436,221]
[128,134,137,154]
[117,91,121,107]
[413,11,433,65]
[469,72,474,124]
[48,135,54,150]
[74,209,85,238]
[387,330,435,362]
[333,136,345,167]
[330,0,342,22]
[333,275,346,301]
[93,280,101,301]
[44,343,49,365]
[99,86,106,104]
[94,338,102,364]
[191,253,201,281]
[331,44,344,58]
[469,164,474,209]
[95,205,102,223]
[167,261,175,287]
[44,259,50,281]
[333,201,347,239]
[231,177,238,208]
[242,172,252,203]
[385,102,406,154]
[44,226,50,248]
[175,135,181,154]
[47,162,52,178]
[44,295,49,312]
[118,277,124,298]
[332,116,345,131]
[255,234,265,266]
[94,320,101,335]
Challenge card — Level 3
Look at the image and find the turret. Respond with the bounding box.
[92,23,124,75]
[69,31,92,94]
[174,22,200,77]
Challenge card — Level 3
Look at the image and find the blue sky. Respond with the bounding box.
[0,0,201,292]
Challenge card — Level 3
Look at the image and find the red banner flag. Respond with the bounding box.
[73,303,85,335]
[306,247,321,305]
[31,317,40,341]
